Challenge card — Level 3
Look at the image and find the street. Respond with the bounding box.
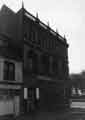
[0,106,85,120]
[15,108,85,120]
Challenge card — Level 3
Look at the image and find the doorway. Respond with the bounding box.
[24,88,39,113]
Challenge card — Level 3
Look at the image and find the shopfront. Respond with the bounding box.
[23,87,40,113]
[0,84,22,116]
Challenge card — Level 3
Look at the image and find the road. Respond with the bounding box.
[15,108,85,120]
[0,108,85,120]
[16,98,85,120]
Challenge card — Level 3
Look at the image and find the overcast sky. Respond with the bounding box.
[0,0,85,74]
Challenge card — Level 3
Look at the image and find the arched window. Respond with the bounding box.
[4,61,15,81]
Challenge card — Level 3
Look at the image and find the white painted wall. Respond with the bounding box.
[0,99,14,115]
[0,58,21,115]
[0,96,20,116]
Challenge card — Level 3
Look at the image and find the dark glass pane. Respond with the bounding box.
[4,61,15,81]
[32,55,38,74]
[9,63,15,80]
[4,61,9,80]
[42,55,49,75]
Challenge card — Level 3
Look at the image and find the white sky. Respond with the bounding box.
[0,0,85,74]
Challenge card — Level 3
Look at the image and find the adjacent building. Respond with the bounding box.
[0,5,23,116]
[70,72,85,96]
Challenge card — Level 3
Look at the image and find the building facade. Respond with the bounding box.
[0,4,70,116]
[23,7,69,112]
[0,5,23,116]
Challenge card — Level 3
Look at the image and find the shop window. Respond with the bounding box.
[4,61,15,81]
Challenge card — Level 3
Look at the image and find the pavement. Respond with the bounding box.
[15,108,85,120]
[0,108,85,120]
[1,98,85,120]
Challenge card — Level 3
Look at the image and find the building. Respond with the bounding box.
[70,71,85,96]
[0,4,69,116]
[0,5,23,116]
[23,6,69,112]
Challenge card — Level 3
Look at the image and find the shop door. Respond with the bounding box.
[28,88,36,112]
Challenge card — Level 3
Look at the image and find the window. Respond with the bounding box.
[27,50,33,73]
[51,56,58,76]
[49,56,53,74]
[27,50,38,74]
[53,57,58,74]
[27,50,32,68]
[42,54,49,75]
[58,59,63,79]
[24,32,27,40]
[4,61,15,81]
[31,30,36,42]
[32,54,38,74]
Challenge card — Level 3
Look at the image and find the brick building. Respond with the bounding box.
[0,4,69,116]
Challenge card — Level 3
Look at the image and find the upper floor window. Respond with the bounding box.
[49,56,58,77]
[52,57,58,74]
[27,50,38,74]
[3,61,15,81]
[31,30,36,42]
[27,50,33,72]
[42,54,49,75]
